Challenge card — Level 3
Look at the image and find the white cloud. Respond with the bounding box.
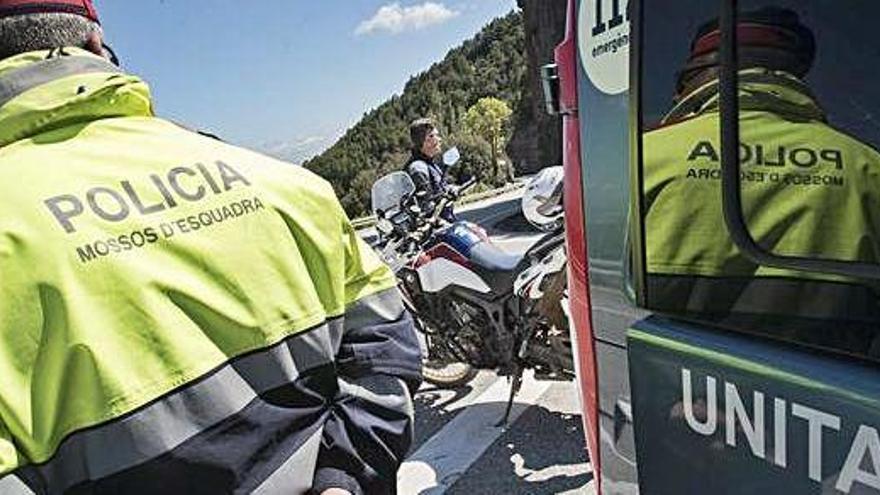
[355,2,460,36]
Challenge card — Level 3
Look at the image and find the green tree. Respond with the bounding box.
[447,134,494,185]
[463,97,513,181]
[303,11,526,217]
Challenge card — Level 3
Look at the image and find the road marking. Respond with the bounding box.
[511,452,592,483]
[398,370,553,494]
[415,371,497,413]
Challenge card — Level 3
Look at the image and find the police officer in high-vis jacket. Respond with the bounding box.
[643,8,880,328]
[0,2,421,494]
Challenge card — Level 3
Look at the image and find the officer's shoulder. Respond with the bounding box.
[823,126,880,162]
[259,154,338,199]
[200,137,339,201]
[643,115,714,152]
[164,124,341,205]
[646,113,715,135]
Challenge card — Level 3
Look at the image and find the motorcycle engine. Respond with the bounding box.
[447,299,502,368]
[449,299,477,328]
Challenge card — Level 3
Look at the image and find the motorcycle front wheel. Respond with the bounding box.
[399,285,477,388]
[417,325,477,388]
[421,359,477,388]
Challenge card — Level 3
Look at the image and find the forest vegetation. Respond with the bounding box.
[303,11,526,217]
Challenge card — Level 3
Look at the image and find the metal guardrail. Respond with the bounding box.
[350,181,526,230]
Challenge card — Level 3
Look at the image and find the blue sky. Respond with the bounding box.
[97,1,518,162]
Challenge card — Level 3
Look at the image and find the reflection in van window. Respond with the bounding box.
[640,5,880,347]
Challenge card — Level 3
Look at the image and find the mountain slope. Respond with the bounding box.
[303,11,526,217]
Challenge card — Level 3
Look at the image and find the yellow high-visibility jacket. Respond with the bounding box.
[0,48,421,494]
[644,69,880,323]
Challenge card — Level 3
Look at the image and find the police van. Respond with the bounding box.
[543,0,880,493]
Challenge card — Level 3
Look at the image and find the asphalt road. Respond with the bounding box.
[359,190,595,494]
[400,372,593,494]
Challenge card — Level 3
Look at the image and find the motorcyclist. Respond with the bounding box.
[404,117,457,222]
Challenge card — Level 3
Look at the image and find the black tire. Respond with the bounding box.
[401,291,478,388]
[421,359,478,388]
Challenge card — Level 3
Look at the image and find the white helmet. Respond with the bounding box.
[522,166,564,232]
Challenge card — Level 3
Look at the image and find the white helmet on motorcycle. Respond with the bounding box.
[522,166,564,232]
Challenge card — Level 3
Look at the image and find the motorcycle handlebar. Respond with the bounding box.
[457,177,477,195]
[424,177,478,227]
[384,178,480,259]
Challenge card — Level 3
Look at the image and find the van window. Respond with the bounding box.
[637,0,880,356]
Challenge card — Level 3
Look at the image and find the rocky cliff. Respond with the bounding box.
[507,0,567,174]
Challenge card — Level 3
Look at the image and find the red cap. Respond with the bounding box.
[691,24,802,58]
[0,0,99,23]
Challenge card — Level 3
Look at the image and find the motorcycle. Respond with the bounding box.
[371,151,572,422]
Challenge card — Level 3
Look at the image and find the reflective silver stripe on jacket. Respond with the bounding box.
[21,320,343,493]
[339,375,414,419]
[0,55,121,109]
[0,474,35,495]
[251,426,324,495]
[344,286,405,332]
[13,288,408,493]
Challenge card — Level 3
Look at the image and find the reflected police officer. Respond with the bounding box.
[643,7,880,326]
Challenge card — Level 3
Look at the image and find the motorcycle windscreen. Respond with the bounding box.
[370,171,415,217]
[628,318,880,494]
